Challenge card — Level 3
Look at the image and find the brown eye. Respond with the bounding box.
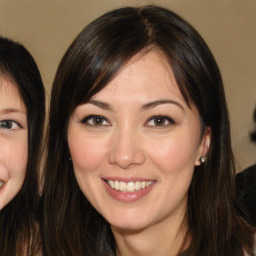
[154,117,166,126]
[93,116,104,125]
[146,115,175,127]
[81,115,110,126]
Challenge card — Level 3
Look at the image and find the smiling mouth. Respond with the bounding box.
[0,180,4,188]
[105,180,154,193]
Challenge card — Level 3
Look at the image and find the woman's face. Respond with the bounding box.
[0,78,28,210]
[68,51,210,231]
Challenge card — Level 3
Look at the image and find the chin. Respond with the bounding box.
[111,222,148,233]
[107,212,151,232]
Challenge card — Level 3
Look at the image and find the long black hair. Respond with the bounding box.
[42,6,255,256]
[0,36,45,255]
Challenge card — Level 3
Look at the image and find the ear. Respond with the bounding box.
[195,127,211,166]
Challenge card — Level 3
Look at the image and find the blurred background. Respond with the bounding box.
[0,0,255,171]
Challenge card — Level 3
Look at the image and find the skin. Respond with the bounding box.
[68,51,210,255]
[0,77,28,210]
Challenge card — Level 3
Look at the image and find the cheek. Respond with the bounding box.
[2,137,28,178]
[11,143,28,185]
[68,132,108,173]
[147,133,199,175]
[14,145,28,177]
[0,136,28,209]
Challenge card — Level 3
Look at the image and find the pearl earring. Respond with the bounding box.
[199,156,206,163]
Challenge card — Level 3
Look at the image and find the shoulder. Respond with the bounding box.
[236,165,256,226]
[237,165,256,177]
[236,164,256,196]
[236,165,256,185]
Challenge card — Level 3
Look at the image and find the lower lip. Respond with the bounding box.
[102,180,155,203]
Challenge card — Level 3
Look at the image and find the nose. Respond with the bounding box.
[108,128,145,169]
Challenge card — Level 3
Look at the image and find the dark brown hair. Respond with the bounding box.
[41,6,255,256]
[0,36,45,255]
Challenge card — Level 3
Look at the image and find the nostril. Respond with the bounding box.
[108,131,146,168]
[108,150,145,169]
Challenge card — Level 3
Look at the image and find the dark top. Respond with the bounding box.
[236,164,256,226]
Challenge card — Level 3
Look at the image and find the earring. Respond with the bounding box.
[69,154,72,161]
[199,156,206,163]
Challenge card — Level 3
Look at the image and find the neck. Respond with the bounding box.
[111,213,188,256]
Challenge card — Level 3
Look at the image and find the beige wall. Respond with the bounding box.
[0,0,255,171]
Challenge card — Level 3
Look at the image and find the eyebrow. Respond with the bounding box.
[140,99,184,111]
[88,99,184,112]
[0,108,26,115]
[88,100,113,111]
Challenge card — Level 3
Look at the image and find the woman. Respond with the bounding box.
[0,37,45,255]
[42,6,255,256]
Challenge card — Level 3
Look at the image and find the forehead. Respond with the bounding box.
[92,51,185,104]
[0,76,26,113]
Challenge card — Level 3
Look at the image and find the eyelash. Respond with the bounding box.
[0,120,22,130]
[80,114,175,128]
[146,115,175,127]
[80,115,110,126]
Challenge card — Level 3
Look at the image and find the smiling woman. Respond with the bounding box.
[0,80,28,209]
[0,37,45,256]
[67,51,209,234]
[41,5,255,256]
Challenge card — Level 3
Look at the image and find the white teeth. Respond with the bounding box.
[107,180,154,192]
[135,181,141,190]
[114,180,119,190]
[126,182,135,192]
[109,180,115,188]
[146,181,152,187]
[0,181,4,188]
[119,181,126,192]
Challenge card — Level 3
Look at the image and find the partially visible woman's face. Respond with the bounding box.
[68,51,210,231]
[0,78,28,210]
